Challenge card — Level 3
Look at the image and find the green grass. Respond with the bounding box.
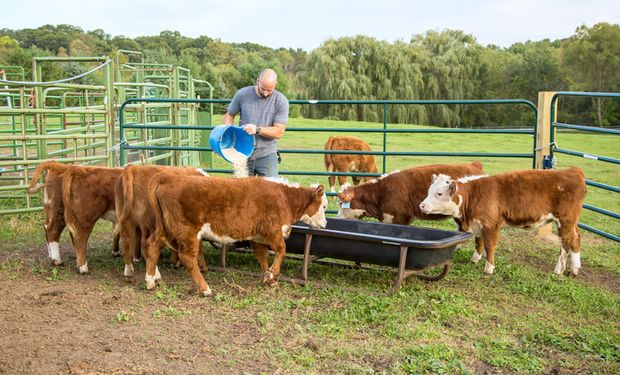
[1,115,619,374]
[206,116,620,236]
[0,218,619,373]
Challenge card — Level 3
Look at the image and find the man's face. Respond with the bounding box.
[257,80,276,98]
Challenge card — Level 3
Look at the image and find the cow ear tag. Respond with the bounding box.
[340,201,351,209]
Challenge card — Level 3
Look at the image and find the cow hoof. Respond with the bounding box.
[132,257,141,263]
[202,287,213,297]
[154,266,162,281]
[51,259,63,266]
[112,251,121,257]
[264,278,279,287]
[145,280,156,290]
[570,268,580,276]
[78,263,89,274]
[124,264,134,277]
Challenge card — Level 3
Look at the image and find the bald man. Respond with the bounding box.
[223,68,289,177]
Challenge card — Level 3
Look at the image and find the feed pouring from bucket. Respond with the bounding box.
[209,125,254,177]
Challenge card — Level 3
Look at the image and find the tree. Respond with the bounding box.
[561,22,620,125]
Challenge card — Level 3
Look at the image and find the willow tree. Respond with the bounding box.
[299,35,426,123]
[408,30,484,127]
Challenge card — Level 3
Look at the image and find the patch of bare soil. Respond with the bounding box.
[503,232,620,296]
[0,248,281,375]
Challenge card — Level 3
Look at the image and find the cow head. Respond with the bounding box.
[419,174,460,217]
[336,184,366,219]
[300,184,328,229]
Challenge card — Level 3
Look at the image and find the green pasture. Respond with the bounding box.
[0,213,618,373]
[208,116,619,237]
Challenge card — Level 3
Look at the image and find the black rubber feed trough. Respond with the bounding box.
[284,218,472,292]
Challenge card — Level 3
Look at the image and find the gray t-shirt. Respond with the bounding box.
[227,86,289,160]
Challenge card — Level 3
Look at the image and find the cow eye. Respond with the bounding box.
[437,192,443,197]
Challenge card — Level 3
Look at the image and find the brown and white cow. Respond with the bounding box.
[324,136,378,193]
[419,167,586,275]
[146,175,328,296]
[114,164,209,278]
[337,161,484,225]
[28,161,122,272]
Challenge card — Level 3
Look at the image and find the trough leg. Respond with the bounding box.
[301,233,313,281]
[220,243,228,268]
[389,245,409,294]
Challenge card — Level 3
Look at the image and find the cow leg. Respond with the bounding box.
[482,228,500,275]
[266,237,287,287]
[251,242,270,274]
[557,222,581,275]
[337,175,347,188]
[120,224,139,277]
[145,232,165,289]
[328,174,336,193]
[471,237,486,263]
[111,232,121,257]
[70,224,94,274]
[178,238,212,296]
[352,176,361,186]
[44,212,66,266]
[197,240,208,272]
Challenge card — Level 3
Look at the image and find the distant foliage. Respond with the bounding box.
[1,23,619,127]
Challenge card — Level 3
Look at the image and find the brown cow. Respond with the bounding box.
[28,161,122,272]
[419,167,586,275]
[337,161,484,225]
[324,136,378,193]
[146,176,328,296]
[114,164,209,278]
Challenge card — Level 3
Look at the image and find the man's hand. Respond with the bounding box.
[243,124,258,135]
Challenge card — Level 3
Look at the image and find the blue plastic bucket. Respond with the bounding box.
[209,125,254,163]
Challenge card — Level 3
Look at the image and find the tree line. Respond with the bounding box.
[1,23,619,127]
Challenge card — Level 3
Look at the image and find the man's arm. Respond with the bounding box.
[242,123,285,139]
[223,112,235,125]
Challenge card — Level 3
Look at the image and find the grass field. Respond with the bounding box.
[0,115,619,374]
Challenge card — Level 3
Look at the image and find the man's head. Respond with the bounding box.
[256,69,278,98]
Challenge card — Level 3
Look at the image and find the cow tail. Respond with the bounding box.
[27,161,64,193]
[113,175,127,237]
[147,177,177,252]
[61,172,78,238]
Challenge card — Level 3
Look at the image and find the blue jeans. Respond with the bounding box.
[248,152,278,177]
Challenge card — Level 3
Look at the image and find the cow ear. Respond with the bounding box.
[315,184,325,196]
[431,174,437,183]
[448,181,456,195]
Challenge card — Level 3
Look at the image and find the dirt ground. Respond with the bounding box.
[0,242,288,375]
[1,230,618,375]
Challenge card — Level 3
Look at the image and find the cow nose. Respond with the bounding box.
[419,202,426,211]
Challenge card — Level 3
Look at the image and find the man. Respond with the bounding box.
[223,68,289,177]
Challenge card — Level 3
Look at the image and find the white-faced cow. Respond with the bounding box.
[28,161,122,272]
[324,136,378,193]
[419,167,586,275]
[337,161,484,225]
[146,175,328,296]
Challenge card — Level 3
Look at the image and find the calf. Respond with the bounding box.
[419,167,586,275]
[147,176,328,295]
[324,136,378,192]
[114,164,209,278]
[337,161,484,225]
[28,161,122,272]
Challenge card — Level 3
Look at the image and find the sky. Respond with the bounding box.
[2,0,619,51]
